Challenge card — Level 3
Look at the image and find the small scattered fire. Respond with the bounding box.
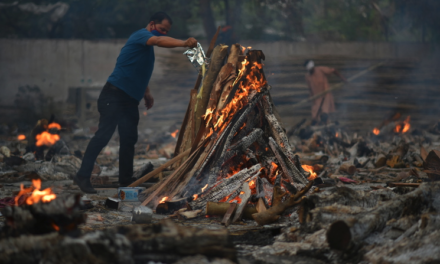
[17,134,26,140]
[373,128,380,135]
[48,123,61,130]
[36,122,61,147]
[201,184,208,192]
[143,111,148,116]
[394,116,411,134]
[15,179,56,205]
[36,132,60,147]
[301,165,317,181]
[51,222,60,231]
[335,132,339,138]
[159,196,168,204]
[193,194,198,200]
[171,129,179,138]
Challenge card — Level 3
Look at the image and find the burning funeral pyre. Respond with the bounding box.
[139,44,315,225]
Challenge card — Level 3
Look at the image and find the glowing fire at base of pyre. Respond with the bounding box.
[15,179,56,205]
[301,165,318,181]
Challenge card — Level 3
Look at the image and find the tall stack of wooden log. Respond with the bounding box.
[134,32,313,225]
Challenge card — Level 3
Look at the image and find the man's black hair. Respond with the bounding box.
[150,12,173,25]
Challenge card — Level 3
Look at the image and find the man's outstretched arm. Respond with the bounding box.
[147,36,197,48]
[333,69,348,83]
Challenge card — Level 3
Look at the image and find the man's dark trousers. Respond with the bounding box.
[77,82,139,185]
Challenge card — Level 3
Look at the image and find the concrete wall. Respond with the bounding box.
[0,39,435,106]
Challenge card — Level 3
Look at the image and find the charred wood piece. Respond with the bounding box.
[269,137,308,185]
[205,202,257,220]
[262,95,295,159]
[252,180,314,225]
[326,183,440,251]
[190,164,261,210]
[1,194,85,236]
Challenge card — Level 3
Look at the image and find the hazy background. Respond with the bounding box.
[0,0,439,135]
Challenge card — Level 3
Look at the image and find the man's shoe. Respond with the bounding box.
[73,175,97,194]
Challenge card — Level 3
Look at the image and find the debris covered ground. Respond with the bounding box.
[1,49,440,264]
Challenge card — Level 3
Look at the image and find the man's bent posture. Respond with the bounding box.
[74,12,197,193]
[304,60,347,124]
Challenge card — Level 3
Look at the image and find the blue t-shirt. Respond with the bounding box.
[107,29,154,101]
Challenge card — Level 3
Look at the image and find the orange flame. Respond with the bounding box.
[193,194,198,200]
[302,165,317,181]
[35,131,60,147]
[51,222,60,231]
[17,134,26,140]
[402,116,411,133]
[171,129,179,138]
[201,184,208,192]
[335,132,339,138]
[211,58,267,133]
[249,179,256,188]
[48,123,61,130]
[15,179,56,205]
[159,196,168,204]
[394,116,411,133]
[373,128,380,135]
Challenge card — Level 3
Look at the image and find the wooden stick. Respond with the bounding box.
[291,61,386,109]
[221,203,237,226]
[127,149,191,188]
[140,147,201,206]
[232,183,251,223]
[388,182,420,187]
[206,202,257,219]
[173,27,221,156]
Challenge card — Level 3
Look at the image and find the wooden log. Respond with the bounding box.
[339,162,356,175]
[223,128,263,162]
[221,203,237,226]
[156,198,189,215]
[206,202,257,219]
[424,150,440,181]
[128,149,191,188]
[216,44,241,112]
[232,183,252,222]
[190,164,261,210]
[194,44,229,133]
[364,213,440,263]
[252,180,314,225]
[173,90,197,168]
[262,95,295,159]
[0,219,236,263]
[268,137,308,185]
[375,154,387,168]
[174,27,221,156]
[326,182,440,251]
[256,198,267,213]
[387,182,420,187]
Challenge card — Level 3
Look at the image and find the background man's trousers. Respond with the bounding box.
[77,82,139,185]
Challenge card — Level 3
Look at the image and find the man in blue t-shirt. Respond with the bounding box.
[74,12,197,193]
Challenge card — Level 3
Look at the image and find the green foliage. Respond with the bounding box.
[0,0,439,42]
